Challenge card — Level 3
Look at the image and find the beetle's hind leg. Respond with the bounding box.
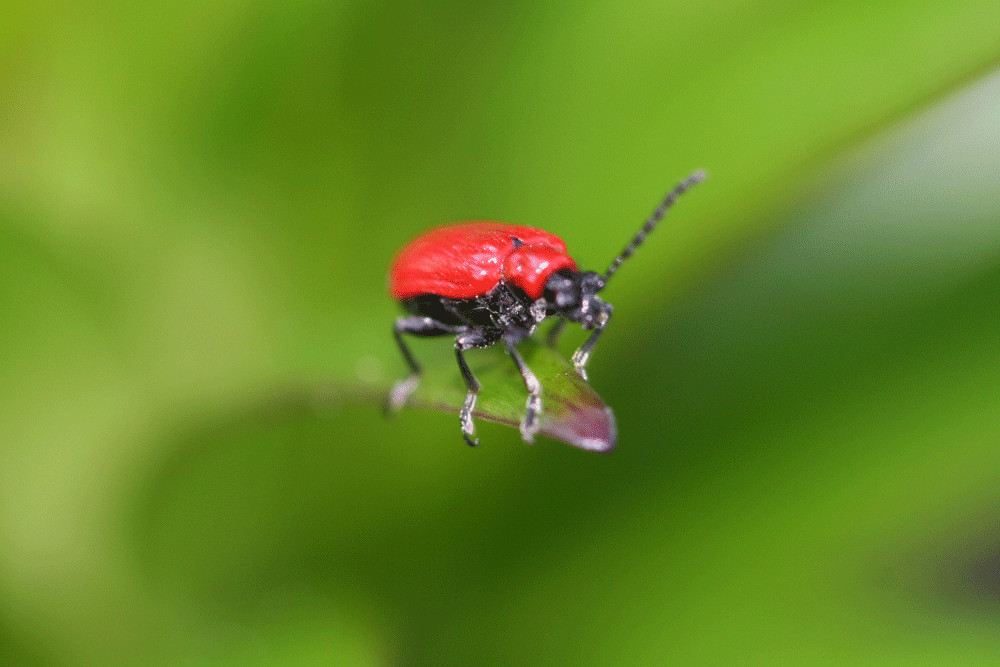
[387,317,464,414]
[504,335,542,444]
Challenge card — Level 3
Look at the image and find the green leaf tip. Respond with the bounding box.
[402,341,617,453]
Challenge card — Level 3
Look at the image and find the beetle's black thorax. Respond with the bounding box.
[401,281,538,333]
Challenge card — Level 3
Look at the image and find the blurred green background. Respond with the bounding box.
[4,1,1000,664]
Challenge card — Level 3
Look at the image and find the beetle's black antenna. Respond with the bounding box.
[603,170,707,282]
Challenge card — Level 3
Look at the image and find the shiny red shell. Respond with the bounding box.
[389,223,577,300]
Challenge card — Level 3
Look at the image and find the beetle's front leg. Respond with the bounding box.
[546,318,568,348]
[571,308,612,381]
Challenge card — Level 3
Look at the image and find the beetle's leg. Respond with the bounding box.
[545,318,568,348]
[571,308,612,381]
[388,317,464,414]
[454,328,496,447]
[504,335,542,444]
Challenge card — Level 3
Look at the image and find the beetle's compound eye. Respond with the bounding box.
[555,289,578,309]
[544,271,578,309]
[580,271,606,294]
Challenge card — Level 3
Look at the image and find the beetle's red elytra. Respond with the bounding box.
[389,223,577,300]
[387,171,706,448]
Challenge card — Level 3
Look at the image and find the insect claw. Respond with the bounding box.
[520,394,542,444]
[386,374,420,415]
[460,392,479,446]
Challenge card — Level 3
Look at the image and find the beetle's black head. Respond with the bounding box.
[542,269,610,329]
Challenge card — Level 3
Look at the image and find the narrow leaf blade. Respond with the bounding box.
[405,340,617,453]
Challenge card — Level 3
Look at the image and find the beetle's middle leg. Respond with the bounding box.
[454,327,499,447]
[504,333,542,444]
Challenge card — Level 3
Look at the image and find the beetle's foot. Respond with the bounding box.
[460,391,479,446]
[571,351,590,381]
[520,394,541,444]
[386,374,420,416]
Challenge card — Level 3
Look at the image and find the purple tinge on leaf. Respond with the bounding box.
[404,343,619,453]
[536,370,617,452]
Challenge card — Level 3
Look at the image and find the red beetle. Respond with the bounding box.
[388,171,706,446]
